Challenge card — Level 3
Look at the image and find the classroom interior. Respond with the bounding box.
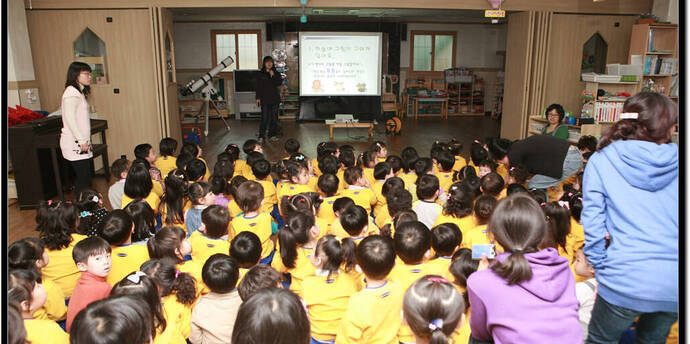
[7,0,678,242]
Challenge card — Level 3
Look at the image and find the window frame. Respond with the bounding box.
[410,30,457,73]
[210,30,263,71]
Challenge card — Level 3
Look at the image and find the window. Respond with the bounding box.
[211,30,261,72]
[74,27,109,84]
[411,31,456,72]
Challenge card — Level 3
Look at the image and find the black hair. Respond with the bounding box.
[147,226,187,263]
[317,174,339,196]
[460,176,482,199]
[110,272,166,336]
[340,205,369,236]
[431,223,462,257]
[289,152,310,170]
[175,152,195,171]
[75,188,104,236]
[583,151,593,161]
[124,200,156,242]
[229,175,249,200]
[99,210,134,246]
[134,144,153,164]
[413,157,434,177]
[286,160,308,184]
[314,235,357,278]
[124,162,153,199]
[110,158,131,180]
[357,150,376,169]
[338,149,356,169]
[202,253,239,294]
[284,138,301,155]
[232,287,311,344]
[507,183,529,196]
[508,164,530,185]
[344,166,364,185]
[280,192,322,219]
[260,55,276,73]
[450,248,478,295]
[8,269,39,307]
[486,138,512,161]
[489,194,548,285]
[211,159,235,184]
[474,195,497,225]
[180,141,200,158]
[246,151,265,170]
[436,150,455,172]
[317,154,339,175]
[529,188,547,205]
[230,232,262,268]
[8,237,45,272]
[278,212,316,269]
[356,235,396,280]
[394,221,431,264]
[224,143,241,160]
[403,275,464,344]
[454,165,477,183]
[480,172,505,197]
[316,141,339,158]
[7,301,26,344]
[188,181,212,206]
[545,103,566,124]
[333,197,356,214]
[448,138,463,156]
[416,174,440,200]
[374,162,393,180]
[477,159,498,173]
[141,258,197,305]
[443,183,474,219]
[370,140,387,154]
[217,152,235,164]
[430,140,447,162]
[69,295,154,344]
[186,159,207,181]
[576,135,598,152]
[470,141,489,166]
[159,137,178,157]
[385,155,403,175]
[273,159,291,181]
[237,265,282,301]
[541,202,571,254]
[72,236,111,264]
[401,147,419,173]
[161,169,188,225]
[242,139,260,154]
[385,189,413,220]
[381,209,418,238]
[201,205,230,238]
[561,191,583,222]
[251,159,272,180]
[382,176,405,198]
[236,181,264,213]
[64,61,92,97]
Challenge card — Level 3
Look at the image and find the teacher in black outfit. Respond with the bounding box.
[255,56,283,143]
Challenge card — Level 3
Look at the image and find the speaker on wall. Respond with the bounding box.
[266,22,286,41]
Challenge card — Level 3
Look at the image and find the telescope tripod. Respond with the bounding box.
[192,83,231,136]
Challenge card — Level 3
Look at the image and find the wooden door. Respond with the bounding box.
[27,9,162,161]
[156,7,182,144]
[501,11,535,140]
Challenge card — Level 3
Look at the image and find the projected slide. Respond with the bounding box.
[299,32,382,96]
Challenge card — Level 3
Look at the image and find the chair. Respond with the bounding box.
[381,92,400,118]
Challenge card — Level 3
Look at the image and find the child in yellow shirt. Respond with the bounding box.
[148,226,206,297]
[159,168,190,233]
[340,166,377,213]
[448,247,479,344]
[402,275,465,344]
[277,160,316,215]
[100,210,150,286]
[317,174,341,226]
[272,212,320,295]
[303,235,360,343]
[121,162,162,212]
[9,269,70,344]
[400,147,420,188]
[8,238,67,322]
[251,159,278,213]
[374,177,406,228]
[335,235,403,344]
[378,189,414,237]
[241,139,264,177]
[224,143,247,178]
[385,155,403,177]
[317,154,345,193]
[37,200,88,298]
[244,151,269,181]
[314,141,340,177]
[155,137,179,180]
[434,182,478,235]
[142,258,198,339]
[480,172,506,199]
[332,205,374,244]
[435,150,456,193]
[427,223,462,281]
[230,231,262,284]
[284,138,301,160]
[337,149,356,188]
[372,162,395,221]
[227,175,248,217]
[462,195,498,249]
[448,139,467,172]
[231,181,278,264]
[190,205,231,264]
[357,150,378,187]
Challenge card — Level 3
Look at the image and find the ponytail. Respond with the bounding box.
[147,226,186,263]
[172,271,197,305]
[316,235,357,277]
[403,275,464,344]
[492,250,535,285]
[281,193,322,218]
[278,212,314,269]
[141,258,197,305]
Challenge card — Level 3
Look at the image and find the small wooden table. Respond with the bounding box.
[411,97,449,119]
[327,122,374,139]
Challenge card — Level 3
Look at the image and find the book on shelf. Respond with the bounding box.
[644,56,677,75]
[593,102,624,123]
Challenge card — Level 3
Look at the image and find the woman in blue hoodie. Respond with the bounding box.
[582,92,678,343]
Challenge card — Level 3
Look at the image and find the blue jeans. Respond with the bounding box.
[586,295,677,344]
[528,148,583,191]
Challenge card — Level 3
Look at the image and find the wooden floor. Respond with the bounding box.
[8,116,500,245]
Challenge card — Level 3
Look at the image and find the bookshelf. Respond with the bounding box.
[628,23,678,98]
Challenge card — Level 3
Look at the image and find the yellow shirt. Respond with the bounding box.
[462,225,503,253]
[312,158,322,177]
[317,195,340,226]
[42,233,87,298]
[199,157,211,181]
[451,311,472,344]
[255,180,278,214]
[177,260,207,296]
[340,186,377,212]
[425,256,455,281]
[227,198,243,218]
[372,181,387,219]
[152,179,165,197]
[329,217,379,239]
[162,294,193,339]
[241,161,254,180]
[362,168,376,187]
[399,172,417,190]
[160,200,191,233]
[24,318,69,344]
[230,212,276,259]
[434,213,478,235]
[190,231,231,265]
[33,278,67,321]
[315,217,332,240]
[107,243,150,286]
[303,271,361,341]
[496,163,509,181]
[452,155,468,172]
[436,170,455,193]
[308,176,319,192]
[121,191,161,214]
[233,159,247,178]
[336,169,348,191]
[335,280,404,344]
[155,156,178,181]
[277,183,316,215]
[271,245,316,296]
[374,210,392,230]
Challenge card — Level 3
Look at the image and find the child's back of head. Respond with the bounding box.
[229,175,249,200]
[237,264,282,301]
[70,295,154,344]
[480,172,505,197]
[188,181,213,206]
[317,174,339,197]
[356,235,396,280]
[230,232,262,268]
[280,192,322,218]
[436,150,455,172]
[470,141,488,165]
[125,161,154,199]
[100,209,134,246]
[386,189,413,219]
[202,253,239,294]
[416,174,440,201]
[338,149,356,169]
[357,150,377,168]
[141,257,197,305]
[317,141,339,159]
[431,223,462,257]
[450,248,479,292]
[110,157,131,180]
[393,221,431,265]
[413,158,433,177]
[339,205,368,236]
[401,147,419,173]
[443,183,474,218]
[374,162,393,181]
[314,235,357,276]
[455,165,477,183]
[224,143,241,161]
[540,202,571,254]
[278,212,317,269]
[235,181,264,213]
[242,139,261,155]
[201,205,230,239]
[7,237,45,271]
[318,154,340,175]
[124,200,156,243]
[507,183,529,196]
[382,177,405,198]
[473,195,497,225]
[333,197,355,216]
[284,138,301,156]
[251,159,272,181]
[159,137,178,157]
[344,166,364,185]
[403,275,465,344]
[385,155,403,175]
[186,159,207,181]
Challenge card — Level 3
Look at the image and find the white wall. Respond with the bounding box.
[8,0,41,110]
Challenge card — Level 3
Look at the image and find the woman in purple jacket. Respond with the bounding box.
[467,193,581,344]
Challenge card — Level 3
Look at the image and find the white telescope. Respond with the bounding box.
[181,56,234,96]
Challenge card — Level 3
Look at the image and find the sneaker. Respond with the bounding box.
[269,136,280,142]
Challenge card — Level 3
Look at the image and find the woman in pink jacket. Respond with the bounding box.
[60,62,94,193]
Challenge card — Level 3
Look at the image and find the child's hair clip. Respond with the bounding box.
[175,270,182,279]
[620,112,639,120]
[578,197,583,201]
[428,318,444,331]
[47,200,53,206]
[79,211,92,218]
[557,200,570,210]
[427,277,450,284]
[540,202,546,206]
[91,195,99,203]
[126,271,147,284]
